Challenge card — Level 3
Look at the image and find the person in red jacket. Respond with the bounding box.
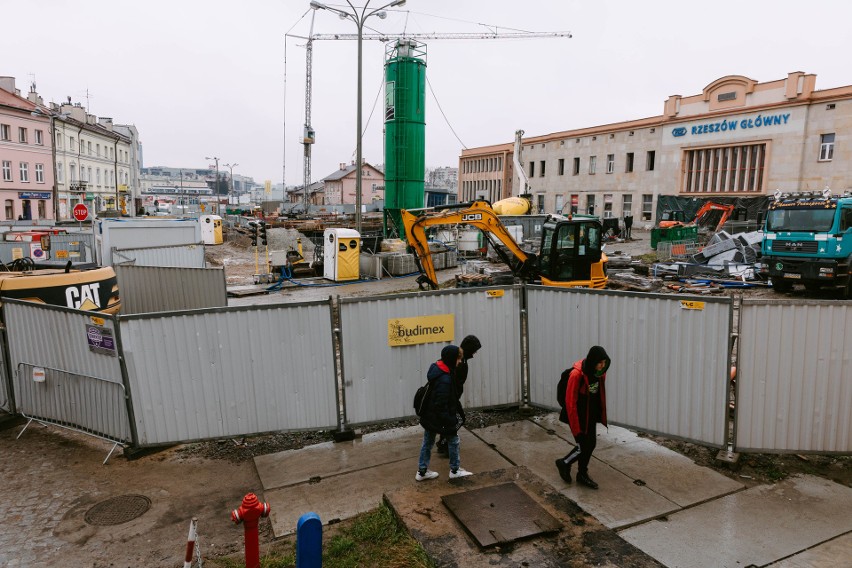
[555,345,610,489]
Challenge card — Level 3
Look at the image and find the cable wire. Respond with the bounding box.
[425,75,467,149]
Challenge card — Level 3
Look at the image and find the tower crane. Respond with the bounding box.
[290,27,571,214]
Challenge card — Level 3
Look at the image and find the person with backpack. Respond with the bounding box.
[437,335,482,457]
[555,345,611,489]
[416,345,474,481]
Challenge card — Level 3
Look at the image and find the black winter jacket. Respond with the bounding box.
[419,360,460,435]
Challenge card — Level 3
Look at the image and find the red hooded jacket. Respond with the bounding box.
[564,356,609,436]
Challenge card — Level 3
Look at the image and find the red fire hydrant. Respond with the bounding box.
[231,493,271,568]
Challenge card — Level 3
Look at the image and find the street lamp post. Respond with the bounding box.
[205,156,220,214]
[310,0,406,234]
[223,162,238,217]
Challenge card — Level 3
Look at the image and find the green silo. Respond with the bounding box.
[383,39,426,237]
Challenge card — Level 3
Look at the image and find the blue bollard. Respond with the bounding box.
[296,512,322,568]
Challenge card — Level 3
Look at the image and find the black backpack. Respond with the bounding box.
[413,382,432,416]
[557,369,570,408]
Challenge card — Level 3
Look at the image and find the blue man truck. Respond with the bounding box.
[760,189,852,298]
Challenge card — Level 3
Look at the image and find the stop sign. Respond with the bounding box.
[73,203,89,222]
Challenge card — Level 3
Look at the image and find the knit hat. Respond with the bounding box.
[441,345,461,369]
[460,335,482,360]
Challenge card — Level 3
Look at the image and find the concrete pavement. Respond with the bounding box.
[255,414,852,567]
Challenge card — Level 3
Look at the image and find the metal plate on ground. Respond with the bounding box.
[84,494,151,526]
[441,482,562,548]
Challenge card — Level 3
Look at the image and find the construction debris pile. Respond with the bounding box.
[455,260,514,287]
[608,230,769,294]
[363,239,459,278]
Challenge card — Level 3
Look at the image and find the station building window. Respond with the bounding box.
[606,154,615,174]
[573,157,580,175]
[683,144,765,193]
[819,133,834,161]
[625,152,634,173]
[589,156,597,175]
[642,194,653,221]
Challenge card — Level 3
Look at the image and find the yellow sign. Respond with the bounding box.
[486,289,504,298]
[56,250,69,259]
[90,316,105,326]
[264,180,272,194]
[680,300,705,311]
[388,314,454,347]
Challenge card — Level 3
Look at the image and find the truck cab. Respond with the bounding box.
[760,189,852,297]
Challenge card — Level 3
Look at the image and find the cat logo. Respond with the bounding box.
[461,213,483,222]
[66,283,102,311]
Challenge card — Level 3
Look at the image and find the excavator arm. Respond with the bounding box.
[693,202,735,233]
[402,201,536,290]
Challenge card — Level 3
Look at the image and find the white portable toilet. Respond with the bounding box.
[199,215,223,245]
[323,228,360,282]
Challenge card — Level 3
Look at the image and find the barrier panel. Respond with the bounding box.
[3,300,130,443]
[736,299,851,453]
[339,287,522,426]
[527,287,732,448]
[112,242,206,268]
[115,265,227,315]
[119,301,338,446]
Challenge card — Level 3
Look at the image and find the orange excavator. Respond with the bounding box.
[658,201,735,233]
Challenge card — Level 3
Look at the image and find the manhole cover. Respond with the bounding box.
[442,482,562,548]
[84,494,151,526]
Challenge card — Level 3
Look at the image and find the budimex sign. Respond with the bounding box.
[388,314,454,347]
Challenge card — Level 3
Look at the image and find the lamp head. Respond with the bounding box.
[376,10,387,19]
[390,0,406,6]
[309,1,323,9]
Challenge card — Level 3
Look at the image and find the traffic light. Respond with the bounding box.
[248,221,258,247]
[258,221,268,246]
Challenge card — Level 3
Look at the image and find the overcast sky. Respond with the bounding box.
[4,1,852,187]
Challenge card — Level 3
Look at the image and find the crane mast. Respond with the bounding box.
[302,10,317,215]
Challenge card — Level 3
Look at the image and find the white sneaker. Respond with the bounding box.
[415,470,439,482]
[449,468,473,479]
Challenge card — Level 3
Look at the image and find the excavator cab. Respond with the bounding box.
[538,218,605,286]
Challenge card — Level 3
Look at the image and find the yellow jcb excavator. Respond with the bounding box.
[401,200,608,290]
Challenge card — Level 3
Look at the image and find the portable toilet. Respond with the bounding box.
[200,215,223,245]
[323,228,360,282]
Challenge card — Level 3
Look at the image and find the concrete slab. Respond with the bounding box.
[772,532,852,568]
[261,427,512,536]
[594,432,744,508]
[474,420,681,529]
[385,465,664,568]
[619,475,852,568]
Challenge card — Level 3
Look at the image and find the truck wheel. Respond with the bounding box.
[772,279,793,293]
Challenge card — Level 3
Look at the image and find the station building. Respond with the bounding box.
[458,72,852,227]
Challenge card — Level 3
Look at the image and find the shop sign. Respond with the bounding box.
[18,192,52,199]
[673,112,791,139]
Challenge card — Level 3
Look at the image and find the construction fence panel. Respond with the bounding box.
[527,287,732,448]
[115,265,227,315]
[0,329,10,412]
[119,301,337,446]
[3,300,130,442]
[340,286,522,426]
[112,242,206,268]
[736,300,851,453]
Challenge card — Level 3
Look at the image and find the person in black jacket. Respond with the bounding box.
[437,335,481,456]
[555,345,610,489]
[416,345,474,481]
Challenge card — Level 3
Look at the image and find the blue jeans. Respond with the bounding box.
[419,430,460,472]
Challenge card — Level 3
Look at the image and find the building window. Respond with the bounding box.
[35,130,44,145]
[19,162,29,182]
[88,167,92,182]
[57,163,63,182]
[642,194,653,221]
[587,194,595,215]
[555,194,564,213]
[35,163,44,183]
[572,157,580,176]
[603,194,614,218]
[4,200,12,220]
[528,161,535,178]
[626,152,634,173]
[646,151,656,171]
[70,164,77,182]
[110,147,114,159]
[589,156,597,175]
[69,136,75,150]
[1,161,10,181]
[819,133,835,161]
[570,194,579,214]
[622,194,632,218]
[539,160,546,177]
[38,200,46,218]
[606,154,615,174]
[87,141,92,155]
[0,124,10,140]
[18,127,27,143]
[558,158,565,176]
[683,144,765,193]
[96,144,100,157]
[537,194,545,213]
[96,168,101,185]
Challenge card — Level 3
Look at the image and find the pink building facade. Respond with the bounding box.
[0,78,55,221]
[322,161,385,206]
